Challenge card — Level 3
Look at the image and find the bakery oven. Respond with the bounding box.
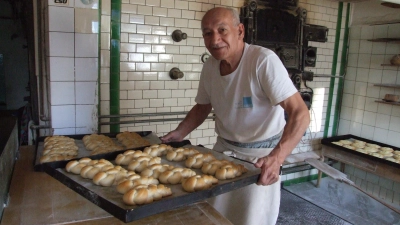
[240,0,328,109]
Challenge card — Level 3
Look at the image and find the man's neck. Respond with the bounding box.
[219,43,245,76]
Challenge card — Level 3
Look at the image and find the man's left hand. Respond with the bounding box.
[254,155,281,185]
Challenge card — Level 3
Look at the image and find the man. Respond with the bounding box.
[161,7,310,225]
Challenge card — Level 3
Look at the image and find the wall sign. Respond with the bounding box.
[54,0,68,4]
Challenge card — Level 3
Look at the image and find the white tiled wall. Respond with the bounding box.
[338,23,400,147]
[46,0,99,135]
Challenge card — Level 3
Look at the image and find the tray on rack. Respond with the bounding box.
[33,131,161,171]
[41,143,260,223]
[321,134,400,168]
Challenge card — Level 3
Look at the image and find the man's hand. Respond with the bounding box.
[160,130,184,143]
[254,155,281,186]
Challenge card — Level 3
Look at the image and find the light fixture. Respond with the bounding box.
[381,0,400,8]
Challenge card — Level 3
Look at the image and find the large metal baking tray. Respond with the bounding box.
[34,131,160,171]
[321,134,400,168]
[42,144,260,223]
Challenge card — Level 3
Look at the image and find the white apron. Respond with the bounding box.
[207,137,281,225]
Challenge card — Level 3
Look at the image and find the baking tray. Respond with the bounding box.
[321,134,400,168]
[34,131,160,171]
[41,144,260,223]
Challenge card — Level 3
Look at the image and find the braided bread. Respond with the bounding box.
[117,176,159,194]
[185,153,216,169]
[166,147,199,161]
[115,150,150,165]
[41,136,78,163]
[93,166,135,186]
[80,161,115,179]
[158,168,196,184]
[122,184,172,205]
[127,156,161,172]
[140,164,174,178]
[82,134,124,155]
[181,175,218,192]
[116,131,151,149]
[215,164,248,180]
[143,144,173,157]
[65,158,93,174]
[40,154,75,163]
[201,160,232,175]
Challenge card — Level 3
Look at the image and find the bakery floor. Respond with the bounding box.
[278,177,400,225]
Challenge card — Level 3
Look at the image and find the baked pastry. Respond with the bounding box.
[41,135,79,163]
[80,161,115,179]
[201,160,233,175]
[115,150,150,165]
[122,184,172,205]
[166,147,199,161]
[331,142,343,146]
[158,168,196,184]
[82,134,124,155]
[116,131,151,149]
[117,176,159,194]
[140,164,175,178]
[181,175,218,192]
[342,145,355,150]
[185,153,216,169]
[215,164,248,180]
[93,166,134,186]
[65,158,93,174]
[127,156,161,172]
[339,140,353,145]
[143,144,173,157]
[40,154,74,163]
[363,147,379,153]
[366,143,380,148]
[369,152,383,158]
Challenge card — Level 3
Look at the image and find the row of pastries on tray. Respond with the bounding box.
[331,139,400,163]
[65,144,248,205]
[39,131,150,163]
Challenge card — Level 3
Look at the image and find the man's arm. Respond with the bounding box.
[161,103,212,143]
[255,92,310,185]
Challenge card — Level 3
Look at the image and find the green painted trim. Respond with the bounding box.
[110,0,121,133]
[282,173,327,187]
[332,3,351,136]
[323,2,343,138]
[97,0,102,132]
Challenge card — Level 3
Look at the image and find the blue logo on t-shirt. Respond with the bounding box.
[242,97,253,108]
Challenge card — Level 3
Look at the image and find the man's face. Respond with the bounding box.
[201,9,244,61]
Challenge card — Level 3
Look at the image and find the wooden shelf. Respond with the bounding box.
[373,83,400,88]
[367,38,400,43]
[375,100,400,106]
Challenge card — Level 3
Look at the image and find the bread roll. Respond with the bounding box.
[143,144,172,157]
[158,168,196,184]
[181,175,218,192]
[127,156,161,172]
[115,150,149,165]
[215,164,248,180]
[40,154,74,163]
[80,162,114,179]
[185,153,216,169]
[122,184,172,205]
[140,164,174,178]
[117,176,159,194]
[65,158,93,174]
[166,147,199,161]
[201,160,232,175]
[116,131,151,149]
[339,140,353,145]
[93,166,132,186]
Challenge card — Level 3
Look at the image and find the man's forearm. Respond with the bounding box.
[175,103,212,137]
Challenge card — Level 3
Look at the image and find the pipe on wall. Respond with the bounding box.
[323,2,343,138]
[332,3,351,136]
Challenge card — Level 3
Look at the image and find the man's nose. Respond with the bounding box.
[210,33,221,44]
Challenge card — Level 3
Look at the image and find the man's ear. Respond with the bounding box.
[238,23,245,39]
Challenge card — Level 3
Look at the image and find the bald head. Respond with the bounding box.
[201,7,241,30]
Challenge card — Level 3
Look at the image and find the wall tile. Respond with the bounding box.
[50,82,75,105]
[74,0,99,9]
[75,33,98,57]
[75,8,98,33]
[49,32,75,57]
[75,57,98,81]
[51,105,76,128]
[75,82,97,104]
[49,57,75,81]
[49,6,74,32]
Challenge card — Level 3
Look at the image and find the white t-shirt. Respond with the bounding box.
[195,43,298,143]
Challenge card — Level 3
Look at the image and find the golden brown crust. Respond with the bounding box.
[181,175,218,192]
